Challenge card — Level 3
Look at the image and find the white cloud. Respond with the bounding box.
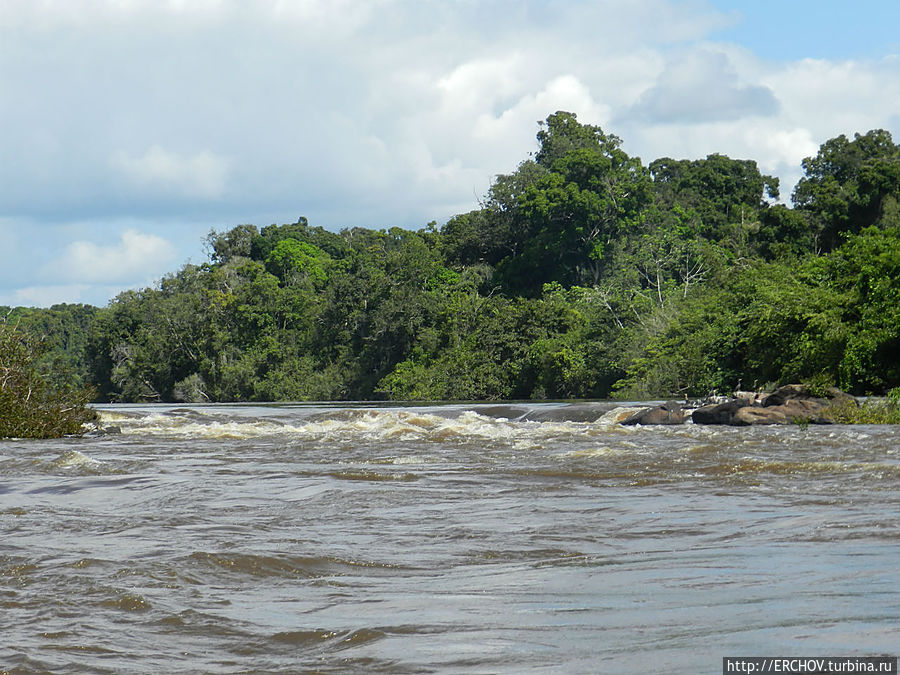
[4,284,93,308]
[628,48,779,123]
[48,229,177,284]
[470,75,612,164]
[111,146,231,199]
[2,0,900,306]
[764,56,900,141]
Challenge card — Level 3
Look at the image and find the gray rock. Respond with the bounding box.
[621,401,686,425]
[732,399,833,425]
[691,399,749,425]
[764,384,811,407]
[732,406,789,425]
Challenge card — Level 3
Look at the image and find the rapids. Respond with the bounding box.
[1,402,898,673]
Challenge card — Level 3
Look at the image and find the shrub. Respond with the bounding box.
[822,395,900,424]
[0,323,98,438]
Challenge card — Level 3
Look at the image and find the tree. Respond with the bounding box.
[497,113,651,293]
[206,224,258,263]
[441,160,547,268]
[814,224,900,391]
[793,129,900,251]
[535,111,622,169]
[650,153,780,248]
[1,322,97,438]
[265,238,332,289]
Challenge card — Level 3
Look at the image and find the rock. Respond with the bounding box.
[763,383,854,406]
[732,406,789,425]
[763,384,811,407]
[622,385,856,427]
[691,399,749,425]
[620,408,652,425]
[824,386,858,407]
[778,399,834,424]
[734,390,769,405]
[620,401,686,425]
[732,399,833,425]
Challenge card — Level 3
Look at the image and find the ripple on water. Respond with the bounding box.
[2,403,897,673]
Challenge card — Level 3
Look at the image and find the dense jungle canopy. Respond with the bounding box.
[5,112,900,404]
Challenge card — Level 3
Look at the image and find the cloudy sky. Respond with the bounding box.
[2,0,899,308]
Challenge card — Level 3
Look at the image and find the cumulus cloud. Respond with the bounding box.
[627,48,779,124]
[765,56,900,140]
[2,0,900,306]
[48,229,177,284]
[6,284,94,308]
[111,146,231,199]
[2,0,738,228]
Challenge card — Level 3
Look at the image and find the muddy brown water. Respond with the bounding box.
[1,403,898,673]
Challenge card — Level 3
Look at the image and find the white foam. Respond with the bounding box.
[97,407,639,448]
[51,449,103,470]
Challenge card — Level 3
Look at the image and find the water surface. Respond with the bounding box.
[1,403,898,673]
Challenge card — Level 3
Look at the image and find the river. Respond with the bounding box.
[1,402,898,673]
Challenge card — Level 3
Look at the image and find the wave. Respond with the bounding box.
[185,551,413,580]
[47,449,107,474]
[89,404,900,484]
[96,403,637,444]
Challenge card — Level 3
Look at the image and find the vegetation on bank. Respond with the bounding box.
[822,388,900,425]
[3,112,899,410]
[0,321,97,438]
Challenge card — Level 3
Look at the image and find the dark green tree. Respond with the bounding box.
[793,129,900,251]
[498,113,651,293]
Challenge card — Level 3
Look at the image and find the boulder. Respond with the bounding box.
[758,383,856,420]
[732,406,788,425]
[778,399,834,424]
[734,390,769,405]
[824,386,858,408]
[732,399,833,425]
[621,385,856,427]
[762,383,857,407]
[691,399,749,425]
[621,401,686,425]
[763,384,809,406]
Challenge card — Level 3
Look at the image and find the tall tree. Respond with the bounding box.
[793,129,900,251]
[500,113,651,292]
[650,153,779,246]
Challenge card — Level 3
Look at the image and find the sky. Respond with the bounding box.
[2,0,900,308]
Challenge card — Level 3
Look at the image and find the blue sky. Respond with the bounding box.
[2,0,899,308]
[708,1,900,61]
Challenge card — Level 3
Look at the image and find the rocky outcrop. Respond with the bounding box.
[621,401,686,425]
[691,399,749,425]
[620,385,857,427]
[764,384,812,407]
[732,399,832,425]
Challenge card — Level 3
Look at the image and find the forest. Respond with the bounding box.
[5,111,900,404]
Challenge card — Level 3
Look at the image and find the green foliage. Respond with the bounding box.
[0,322,97,438]
[497,113,651,294]
[812,224,900,391]
[266,238,332,288]
[535,111,623,169]
[803,372,836,399]
[611,285,740,399]
[823,397,900,424]
[755,205,815,260]
[10,115,900,410]
[793,129,900,251]
[206,224,257,262]
[650,153,779,243]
